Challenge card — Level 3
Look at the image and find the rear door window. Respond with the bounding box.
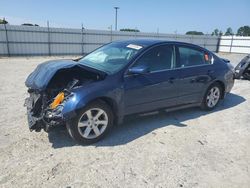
[177,46,211,68]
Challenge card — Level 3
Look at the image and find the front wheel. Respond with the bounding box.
[66,101,113,144]
[201,83,222,110]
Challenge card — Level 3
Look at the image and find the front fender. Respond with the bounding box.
[61,83,123,121]
[61,92,84,120]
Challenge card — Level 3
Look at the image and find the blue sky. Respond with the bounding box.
[1,0,249,34]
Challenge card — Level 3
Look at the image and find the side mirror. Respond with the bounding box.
[127,65,149,75]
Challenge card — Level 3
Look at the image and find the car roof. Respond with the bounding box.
[112,39,205,50]
[112,39,165,47]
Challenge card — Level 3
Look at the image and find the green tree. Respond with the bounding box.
[120,28,140,32]
[237,26,250,36]
[211,29,219,36]
[21,23,39,26]
[219,30,223,36]
[225,27,233,36]
[0,18,8,24]
[186,31,204,35]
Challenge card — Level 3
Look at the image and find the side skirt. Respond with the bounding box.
[121,102,201,123]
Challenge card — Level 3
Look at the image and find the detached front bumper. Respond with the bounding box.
[24,90,79,132]
[24,96,65,132]
[24,97,45,131]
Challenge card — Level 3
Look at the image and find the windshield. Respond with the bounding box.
[79,42,143,74]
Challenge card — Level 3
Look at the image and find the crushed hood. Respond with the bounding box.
[25,59,105,91]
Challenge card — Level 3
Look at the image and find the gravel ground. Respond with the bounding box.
[0,53,249,188]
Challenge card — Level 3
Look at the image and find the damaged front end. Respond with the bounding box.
[24,79,78,132]
[24,59,105,132]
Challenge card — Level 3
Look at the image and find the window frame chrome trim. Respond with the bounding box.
[124,43,214,77]
[124,43,176,77]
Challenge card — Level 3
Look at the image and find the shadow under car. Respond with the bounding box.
[48,93,245,148]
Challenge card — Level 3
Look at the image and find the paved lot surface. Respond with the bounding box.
[0,53,249,188]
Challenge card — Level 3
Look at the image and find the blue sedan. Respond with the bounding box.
[25,39,235,144]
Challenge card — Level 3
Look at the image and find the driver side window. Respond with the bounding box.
[133,45,174,72]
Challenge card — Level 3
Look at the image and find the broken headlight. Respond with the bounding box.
[50,92,65,109]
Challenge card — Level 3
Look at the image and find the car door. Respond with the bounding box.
[175,45,214,105]
[123,44,182,115]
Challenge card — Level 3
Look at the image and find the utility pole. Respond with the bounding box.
[114,7,119,31]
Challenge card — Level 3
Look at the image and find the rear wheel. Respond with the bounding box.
[66,101,113,144]
[201,83,222,110]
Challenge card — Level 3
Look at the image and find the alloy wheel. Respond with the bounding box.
[206,86,220,108]
[77,108,108,139]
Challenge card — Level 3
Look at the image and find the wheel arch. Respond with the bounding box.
[87,96,120,125]
[211,80,225,99]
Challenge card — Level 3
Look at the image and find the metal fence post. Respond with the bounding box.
[81,23,84,55]
[110,25,113,42]
[215,36,222,53]
[3,23,10,56]
[204,36,207,48]
[47,21,51,56]
[134,28,137,38]
[229,35,233,53]
[174,30,178,41]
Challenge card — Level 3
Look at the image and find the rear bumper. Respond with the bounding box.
[226,78,234,94]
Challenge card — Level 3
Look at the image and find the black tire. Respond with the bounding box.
[201,83,222,111]
[66,100,113,145]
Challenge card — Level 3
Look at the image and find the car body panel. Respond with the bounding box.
[123,68,182,115]
[25,59,106,91]
[176,65,213,104]
[24,39,235,132]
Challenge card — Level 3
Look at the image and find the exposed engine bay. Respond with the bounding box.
[24,62,104,132]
